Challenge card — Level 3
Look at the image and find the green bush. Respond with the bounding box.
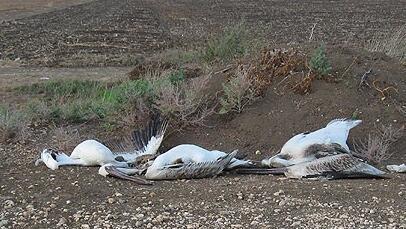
[309,45,332,76]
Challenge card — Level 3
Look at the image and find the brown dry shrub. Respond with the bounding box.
[152,74,215,128]
[245,49,317,95]
[353,124,404,164]
[220,65,256,114]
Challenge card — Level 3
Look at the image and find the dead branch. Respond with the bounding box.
[372,80,398,100]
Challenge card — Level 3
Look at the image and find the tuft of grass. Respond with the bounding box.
[366,24,406,64]
[353,124,404,164]
[168,69,186,85]
[0,106,27,142]
[18,80,104,98]
[309,45,332,76]
[219,66,256,114]
[202,23,251,63]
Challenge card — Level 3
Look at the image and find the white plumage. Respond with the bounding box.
[145,144,251,180]
[35,117,168,175]
[100,144,252,181]
[262,119,362,167]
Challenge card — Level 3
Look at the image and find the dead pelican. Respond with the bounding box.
[262,118,362,168]
[35,116,168,173]
[237,153,385,179]
[101,144,253,181]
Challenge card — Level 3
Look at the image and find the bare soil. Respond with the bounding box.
[0,0,405,228]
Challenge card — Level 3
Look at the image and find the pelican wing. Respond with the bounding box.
[146,150,237,180]
[288,154,386,179]
[101,165,153,185]
[241,154,385,180]
[104,115,169,159]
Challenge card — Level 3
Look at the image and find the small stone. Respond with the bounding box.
[0,220,9,227]
[273,190,284,196]
[81,224,90,229]
[107,198,115,204]
[56,217,66,226]
[115,192,123,197]
[3,200,14,209]
[279,200,286,206]
[291,221,301,226]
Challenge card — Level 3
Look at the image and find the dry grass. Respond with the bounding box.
[219,65,256,114]
[0,107,28,143]
[353,124,404,164]
[366,24,406,64]
[152,74,215,127]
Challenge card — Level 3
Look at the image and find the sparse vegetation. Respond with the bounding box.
[309,45,332,77]
[353,124,404,164]
[0,106,27,142]
[202,23,253,63]
[366,24,406,64]
[11,67,215,133]
[153,74,214,127]
[219,66,256,114]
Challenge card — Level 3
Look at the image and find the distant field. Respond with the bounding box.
[0,0,91,21]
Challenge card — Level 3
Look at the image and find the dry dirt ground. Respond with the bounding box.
[1,0,406,228]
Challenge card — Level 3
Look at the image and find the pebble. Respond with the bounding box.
[273,190,284,196]
[107,198,115,204]
[3,200,14,209]
[0,220,8,227]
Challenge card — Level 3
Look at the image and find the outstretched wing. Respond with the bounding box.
[103,115,169,160]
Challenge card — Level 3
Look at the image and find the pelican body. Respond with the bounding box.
[238,153,385,179]
[36,116,168,185]
[262,119,362,168]
[145,144,251,180]
[101,144,252,182]
[37,140,130,170]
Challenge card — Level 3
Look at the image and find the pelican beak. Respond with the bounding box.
[103,166,153,185]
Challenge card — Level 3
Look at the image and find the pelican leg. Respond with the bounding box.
[266,156,295,168]
[103,166,153,185]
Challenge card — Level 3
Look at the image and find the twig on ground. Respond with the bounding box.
[372,80,398,100]
[340,57,357,78]
[308,23,317,41]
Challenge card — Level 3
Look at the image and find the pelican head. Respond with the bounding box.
[35,148,62,170]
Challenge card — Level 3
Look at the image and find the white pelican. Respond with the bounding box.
[237,153,386,179]
[262,118,362,168]
[100,144,253,181]
[35,116,168,184]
